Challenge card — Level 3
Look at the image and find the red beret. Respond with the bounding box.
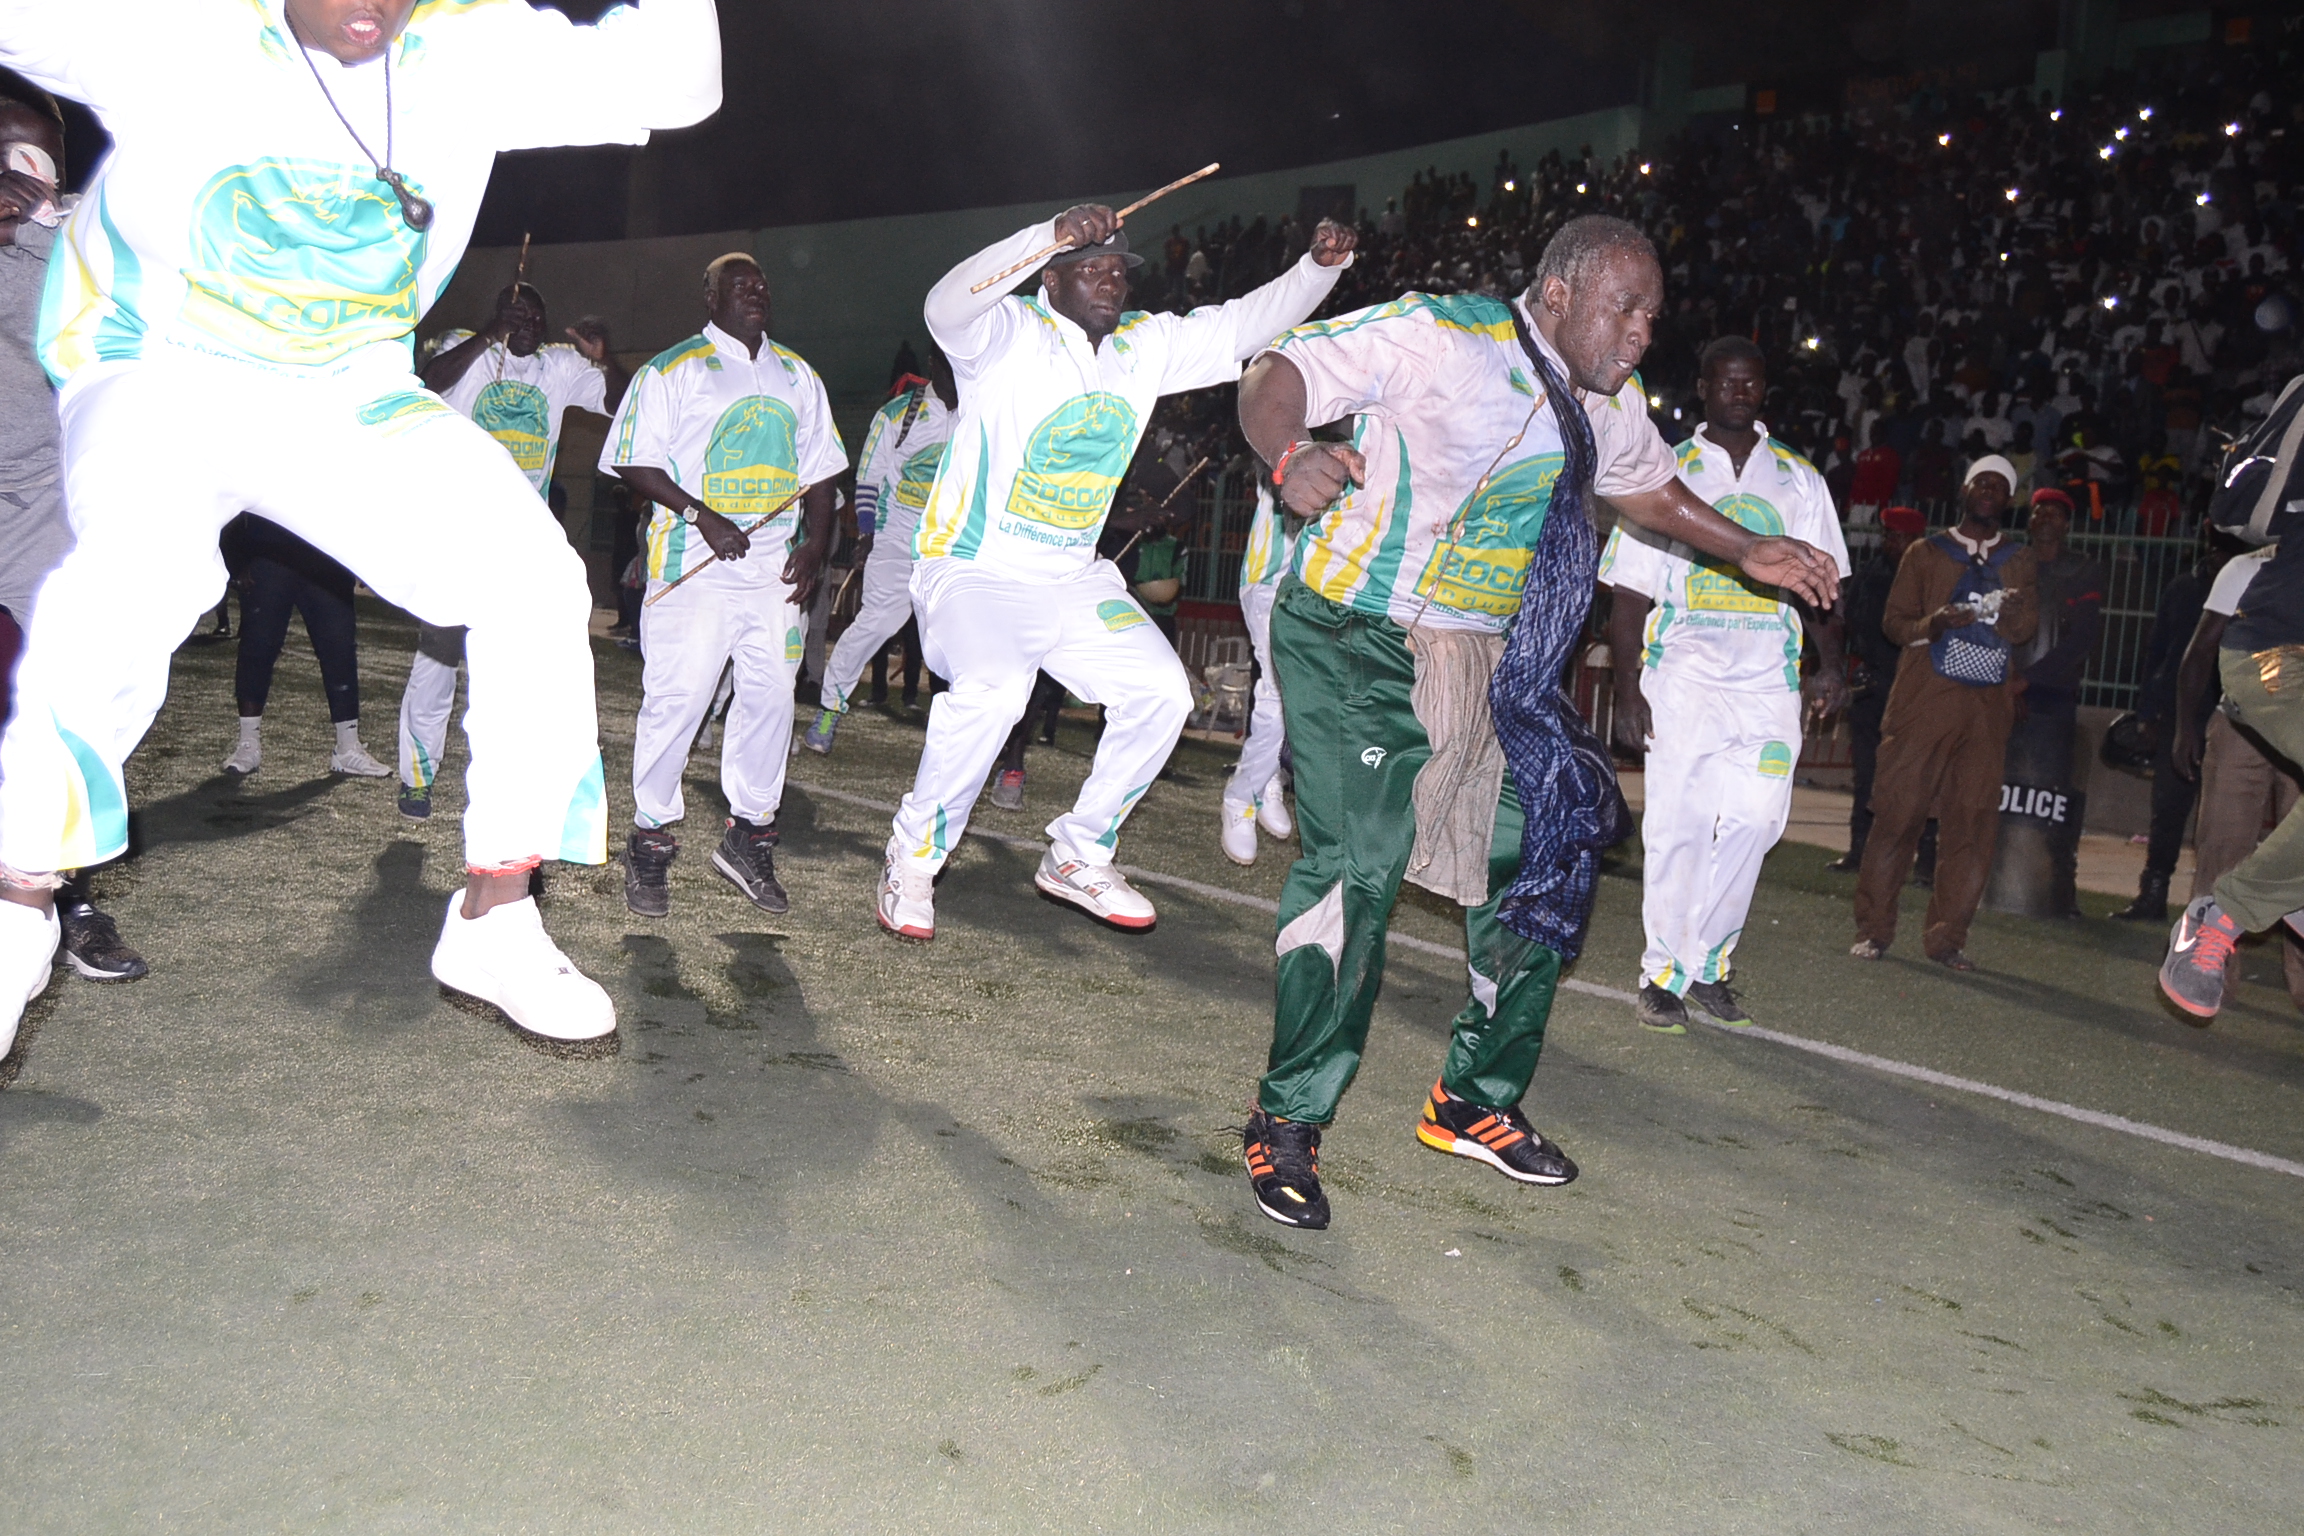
[2030,487,2075,513]
[1880,505,1925,533]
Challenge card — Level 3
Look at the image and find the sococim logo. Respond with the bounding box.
[1361,746,1388,768]
[894,443,948,510]
[703,397,800,520]
[1689,493,1787,613]
[183,158,427,366]
[1417,452,1563,618]
[1008,393,1138,530]
[471,380,552,479]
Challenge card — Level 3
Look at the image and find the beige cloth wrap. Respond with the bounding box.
[1404,625,1509,906]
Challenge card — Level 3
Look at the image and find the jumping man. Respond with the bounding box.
[0,0,723,1060]
[876,203,1354,940]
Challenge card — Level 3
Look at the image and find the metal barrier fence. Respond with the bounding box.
[1852,496,2198,715]
[1176,478,2195,715]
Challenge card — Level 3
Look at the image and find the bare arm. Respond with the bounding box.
[566,319,631,415]
[422,324,504,395]
[1238,353,1365,515]
[1804,603,1850,720]
[2171,609,2230,781]
[1607,589,1652,752]
[780,482,840,611]
[1609,479,1841,608]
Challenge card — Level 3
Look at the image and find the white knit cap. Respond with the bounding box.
[1964,454,2019,492]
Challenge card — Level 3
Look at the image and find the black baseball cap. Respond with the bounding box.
[1047,228,1145,270]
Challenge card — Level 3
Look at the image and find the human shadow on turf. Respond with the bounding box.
[131,771,344,853]
[279,839,451,1029]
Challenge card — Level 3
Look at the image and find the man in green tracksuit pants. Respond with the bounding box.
[1233,216,1842,1229]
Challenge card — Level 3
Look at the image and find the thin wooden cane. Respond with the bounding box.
[968,163,1221,294]
[642,481,819,606]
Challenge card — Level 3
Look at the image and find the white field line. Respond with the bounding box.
[794,780,2304,1180]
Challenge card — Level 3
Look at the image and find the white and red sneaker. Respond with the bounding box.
[1035,847,1156,929]
[878,844,936,941]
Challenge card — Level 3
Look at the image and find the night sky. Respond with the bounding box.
[50,1,2063,241]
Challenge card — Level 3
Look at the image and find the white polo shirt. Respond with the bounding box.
[601,321,848,584]
[433,336,607,496]
[853,388,955,543]
[914,219,1345,581]
[1600,422,1852,694]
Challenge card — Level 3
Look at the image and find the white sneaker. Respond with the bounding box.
[1221,800,1261,866]
[223,738,261,776]
[429,892,615,1042]
[330,741,392,777]
[0,899,60,1062]
[877,842,936,941]
[1256,775,1293,839]
[1035,847,1157,930]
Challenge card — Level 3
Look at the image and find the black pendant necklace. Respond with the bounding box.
[289,21,434,232]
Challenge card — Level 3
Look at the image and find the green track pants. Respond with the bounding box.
[1257,580,1563,1123]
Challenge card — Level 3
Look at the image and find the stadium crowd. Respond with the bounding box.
[1139,48,2304,529]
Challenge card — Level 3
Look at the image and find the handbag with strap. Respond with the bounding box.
[1927,533,2021,686]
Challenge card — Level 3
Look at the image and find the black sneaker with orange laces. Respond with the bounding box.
[1243,1108,1329,1229]
[2161,895,2241,1021]
[1415,1080,1578,1185]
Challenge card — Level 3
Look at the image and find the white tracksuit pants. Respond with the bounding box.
[0,353,607,877]
[892,556,1190,870]
[819,510,920,714]
[1224,579,1288,813]
[398,622,467,793]
[1636,667,1802,993]
[631,554,801,830]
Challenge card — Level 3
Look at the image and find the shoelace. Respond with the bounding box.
[1249,1121,1320,1185]
[2192,920,2239,971]
[65,905,121,949]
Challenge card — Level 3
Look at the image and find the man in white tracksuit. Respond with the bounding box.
[1602,336,1850,1032]
[803,347,957,753]
[1219,478,1297,865]
[602,253,846,919]
[0,0,721,1060]
[875,203,1355,940]
[398,279,626,820]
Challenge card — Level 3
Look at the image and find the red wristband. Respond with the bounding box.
[1271,440,1317,486]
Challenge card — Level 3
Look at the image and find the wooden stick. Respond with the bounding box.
[515,232,531,285]
[643,482,818,606]
[968,162,1221,294]
[1106,456,1214,566]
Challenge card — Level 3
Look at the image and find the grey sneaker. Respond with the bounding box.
[1635,983,1688,1034]
[803,708,839,755]
[2161,896,2240,1022]
[1684,979,1751,1026]
[623,827,678,918]
[988,768,1026,811]
[711,817,788,913]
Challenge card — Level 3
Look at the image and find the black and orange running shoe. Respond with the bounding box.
[1415,1080,1578,1185]
[1243,1108,1329,1229]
